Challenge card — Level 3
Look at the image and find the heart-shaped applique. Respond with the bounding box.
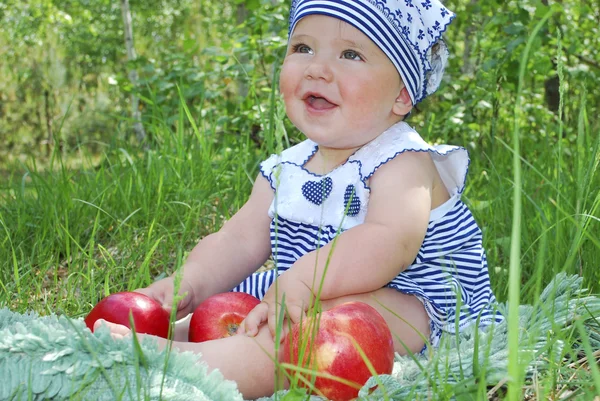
[302,177,333,205]
[343,184,361,216]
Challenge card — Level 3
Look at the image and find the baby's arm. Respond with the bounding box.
[140,174,274,318]
[182,175,274,301]
[290,151,436,299]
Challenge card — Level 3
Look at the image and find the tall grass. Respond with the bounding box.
[507,10,555,401]
[0,101,264,317]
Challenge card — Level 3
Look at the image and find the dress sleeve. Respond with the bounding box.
[259,153,281,191]
[353,123,470,196]
[429,144,470,196]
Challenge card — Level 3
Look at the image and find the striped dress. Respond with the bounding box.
[231,122,504,345]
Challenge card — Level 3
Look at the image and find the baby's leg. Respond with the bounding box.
[153,288,427,399]
[170,324,281,400]
[319,287,430,354]
[181,287,428,400]
[167,288,428,399]
[95,317,280,399]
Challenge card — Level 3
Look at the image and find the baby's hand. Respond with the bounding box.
[93,319,132,340]
[240,276,312,339]
[135,276,196,320]
[238,302,270,338]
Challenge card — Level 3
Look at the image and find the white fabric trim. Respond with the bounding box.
[259,122,470,230]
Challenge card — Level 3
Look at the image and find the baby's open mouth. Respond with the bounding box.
[306,95,337,110]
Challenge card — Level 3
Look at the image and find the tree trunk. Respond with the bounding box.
[44,89,53,155]
[541,0,562,113]
[236,3,249,99]
[120,0,146,143]
[461,0,478,75]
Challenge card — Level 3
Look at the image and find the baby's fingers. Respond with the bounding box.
[267,304,306,341]
[240,303,268,337]
[286,304,307,327]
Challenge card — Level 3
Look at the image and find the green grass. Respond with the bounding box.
[2,19,600,401]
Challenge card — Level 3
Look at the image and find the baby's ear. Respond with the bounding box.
[392,86,413,117]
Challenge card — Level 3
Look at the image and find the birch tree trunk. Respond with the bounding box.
[120,0,146,143]
[461,0,478,75]
[236,3,249,99]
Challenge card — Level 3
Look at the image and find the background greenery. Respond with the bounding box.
[2,0,600,305]
[2,0,599,303]
[1,0,600,397]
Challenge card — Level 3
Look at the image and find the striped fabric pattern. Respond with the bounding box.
[232,215,337,296]
[387,200,503,333]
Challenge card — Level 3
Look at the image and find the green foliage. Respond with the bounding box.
[1,0,599,298]
[1,0,600,398]
[131,0,289,146]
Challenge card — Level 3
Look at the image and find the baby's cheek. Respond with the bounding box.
[343,81,380,108]
[279,64,299,99]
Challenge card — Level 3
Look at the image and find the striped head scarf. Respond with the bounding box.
[288,0,455,105]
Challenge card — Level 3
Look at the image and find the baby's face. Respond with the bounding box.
[280,14,410,150]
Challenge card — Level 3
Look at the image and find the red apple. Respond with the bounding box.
[85,291,171,338]
[282,301,394,401]
[188,292,261,342]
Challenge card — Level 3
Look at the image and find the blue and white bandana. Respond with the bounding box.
[288,0,455,104]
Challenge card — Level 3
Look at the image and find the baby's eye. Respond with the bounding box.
[341,50,362,61]
[292,43,313,54]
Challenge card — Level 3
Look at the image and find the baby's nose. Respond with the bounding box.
[304,59,333,82]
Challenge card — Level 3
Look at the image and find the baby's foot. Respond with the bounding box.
[94,319,132,340]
